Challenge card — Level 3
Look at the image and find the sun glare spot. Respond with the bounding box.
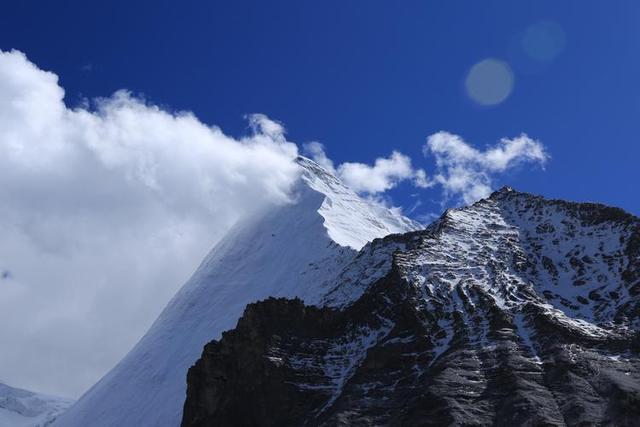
[465,58,514,106]
[522,21,566,62]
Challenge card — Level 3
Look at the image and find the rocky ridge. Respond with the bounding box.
[182,188,640,426]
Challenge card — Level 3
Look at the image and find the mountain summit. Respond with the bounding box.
[181,188,640,426]
[55,157,421,427]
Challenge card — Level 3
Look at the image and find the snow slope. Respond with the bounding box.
[0,382,72,427]
[55,157,421,427]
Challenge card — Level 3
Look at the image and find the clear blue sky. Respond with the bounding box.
[2,1,638,216]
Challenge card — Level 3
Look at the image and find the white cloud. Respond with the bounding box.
[247,113,286,142]
[337,152,414,193]
[424,131,548,203]
[413,168,432,189]
[304,142,429,194]
[0,50,301,397]
[482,134,549,172]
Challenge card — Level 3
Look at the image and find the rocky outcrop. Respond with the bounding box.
[182,188,640,426]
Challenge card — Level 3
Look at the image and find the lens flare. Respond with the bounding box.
[522,21,565,62]
[465,58,514,106]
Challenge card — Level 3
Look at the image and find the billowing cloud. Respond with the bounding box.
[0,50,302,397]
[304,142,429,194]
[247,113,287,142]
[424,131,548,203]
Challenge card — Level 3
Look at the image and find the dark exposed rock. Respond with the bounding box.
[182,190,640,427]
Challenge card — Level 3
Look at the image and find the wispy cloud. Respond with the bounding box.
[423,131,549,204]
[306,131,548,211]
[304,142,430,194]
[303,141,336,173]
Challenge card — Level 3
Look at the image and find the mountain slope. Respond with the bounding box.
[55,157,420,427]
[181,188,640,426]
[0,382,72,427]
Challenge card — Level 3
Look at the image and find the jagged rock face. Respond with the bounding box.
[181,189,640,427]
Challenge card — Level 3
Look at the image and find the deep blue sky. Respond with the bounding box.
[2,1,638,216]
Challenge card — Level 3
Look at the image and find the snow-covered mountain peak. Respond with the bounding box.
[295,156,422,249]
[181,190,640,426]
[490,185,516,197]
[324,188,639,328]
